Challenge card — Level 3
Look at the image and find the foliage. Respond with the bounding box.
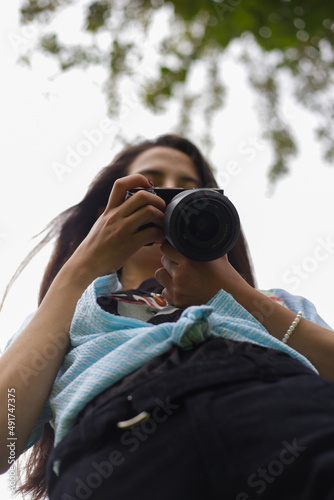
[19,0,334,182]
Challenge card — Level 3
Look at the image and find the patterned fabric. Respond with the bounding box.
[97,284,183,324]
[7,273,332,471]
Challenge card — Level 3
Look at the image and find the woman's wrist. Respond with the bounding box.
[55,248,114,294]
[215,271,297,341]
[235,287,298,338]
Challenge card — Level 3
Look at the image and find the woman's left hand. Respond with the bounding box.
[155,241,249,308]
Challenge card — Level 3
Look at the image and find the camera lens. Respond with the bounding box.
[188,211,219,242]
[164,189,240,261]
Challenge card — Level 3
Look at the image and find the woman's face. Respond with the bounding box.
[127,146,202,188]
[121,146,203,283]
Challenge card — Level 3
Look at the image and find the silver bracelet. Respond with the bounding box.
[282,311,303,344]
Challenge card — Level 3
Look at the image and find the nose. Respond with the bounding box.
[160,177,178,188]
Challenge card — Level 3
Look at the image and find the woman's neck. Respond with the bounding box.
[120,262,157,291]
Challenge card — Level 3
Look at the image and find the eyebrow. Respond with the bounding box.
[138,168,202,186]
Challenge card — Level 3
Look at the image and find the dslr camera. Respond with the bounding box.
[126,187,240,262]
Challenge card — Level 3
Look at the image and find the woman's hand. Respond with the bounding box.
[66,174,166,283]
[155,242,250,308]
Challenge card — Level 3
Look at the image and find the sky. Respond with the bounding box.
[1,2,334,498]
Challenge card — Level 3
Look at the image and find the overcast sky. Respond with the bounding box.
[1,2,334,497]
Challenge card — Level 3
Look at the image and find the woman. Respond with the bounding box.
[1,134,334,500]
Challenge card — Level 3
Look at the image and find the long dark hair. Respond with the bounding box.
[14,134,255,499]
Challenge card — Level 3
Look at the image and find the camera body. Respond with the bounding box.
[125,187,240,262]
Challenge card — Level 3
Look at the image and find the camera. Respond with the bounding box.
[125,187,240,262]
